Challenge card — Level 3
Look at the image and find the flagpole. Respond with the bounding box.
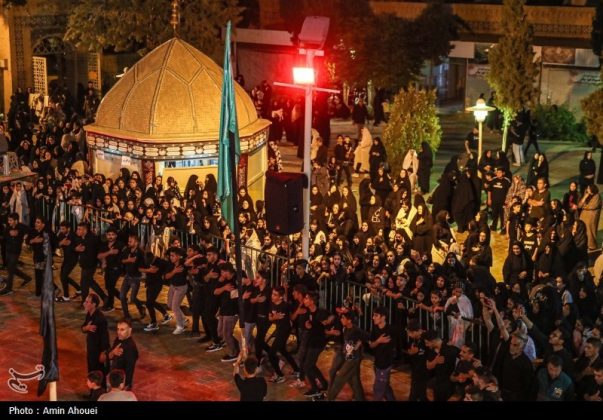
[228,130,244,301]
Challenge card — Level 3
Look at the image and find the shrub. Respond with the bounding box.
[382,86,442,174]
[533,104,588,143]
[582,87,603,144]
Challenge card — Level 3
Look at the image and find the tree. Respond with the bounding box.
[59,0,241,61]
[487,0,539,151]
[279,0,461,92]
[382,86,441,174]
[414,1,472,88]
[581,70,603,145]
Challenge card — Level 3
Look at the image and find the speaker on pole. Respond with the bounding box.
[265,171,306,235]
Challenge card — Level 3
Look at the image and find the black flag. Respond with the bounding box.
[37,234,59,396]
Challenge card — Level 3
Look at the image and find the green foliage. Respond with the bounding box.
[581,71,603,144]
[60,0,241,61]
[534,104,588,143]
[382,86,441,174]
[487,0,539,150]
[280,0,460,91]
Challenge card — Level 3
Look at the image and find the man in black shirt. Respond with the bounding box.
[406,320,428,401]
[185,244,205,338]
[575,338,602,399]
[267,286,299,383]
[584,361,603,401]
[425,329,459,401]
[75,222,106,302]
[201,246,222,348]
[450,341,482,400]
[465,126,478,157]
[233,355,267,401]
[326,311,368,401]
[369,306,396,401]
[55,221,81,302]
[139,252,169,332]
[302,291,330,398]
[499,333,533,401]
[252,270,272,362]
[96,228,123,311]
[119,234,145,320]
[288,260,318,298]
[0,212,31,295]
[101,318,139,390]
[86,371,106,401]
[290,284,309,389]
[487,167,511,232]
[213,262,239,362]
[81,293,110,373]
[520,219,538,260]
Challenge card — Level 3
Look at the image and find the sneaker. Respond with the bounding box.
[75,290,82,296]
[303,390,321,398]
[221,354,238,363]
[206,343,223,353]
[292,371,301,379]
[269,375,286,384]
[55,296,70,303]
[289,379,305,388]
[144,323,159,332]
[161,314,173,325]
[311,393,326,401]
[0,288,14,296]
[101,306,114,313]
[172,326,185,335]
[197,336,211,344]
[187,331,201,339]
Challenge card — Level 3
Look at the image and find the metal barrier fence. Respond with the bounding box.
[44,200,290,289]
[44,200,490,359]
[318,278,491,361]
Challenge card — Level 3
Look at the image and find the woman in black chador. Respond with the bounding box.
[451,168,477,233]
[417,141,433,194]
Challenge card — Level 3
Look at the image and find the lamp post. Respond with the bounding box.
[466,98,495,163]
[274,57,339,259]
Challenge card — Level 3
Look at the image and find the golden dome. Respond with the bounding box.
[86,38,270,144]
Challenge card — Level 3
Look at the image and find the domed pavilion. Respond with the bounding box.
[84,37,270,198]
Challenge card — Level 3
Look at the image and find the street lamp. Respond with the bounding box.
[273,17,339,259]
[466,98,495,163]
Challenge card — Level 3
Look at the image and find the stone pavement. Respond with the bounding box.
[0,256,410,402]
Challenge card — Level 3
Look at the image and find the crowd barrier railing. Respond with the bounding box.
[45,201,489,358]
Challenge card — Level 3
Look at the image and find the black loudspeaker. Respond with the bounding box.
[265,172,306,235]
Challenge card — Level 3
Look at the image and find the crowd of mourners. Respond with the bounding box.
[0,81,602,402]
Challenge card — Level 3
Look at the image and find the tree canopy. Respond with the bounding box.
[382,86,442,174]
[56,0,241,61]
[487,0,539,150]
[280,0,460,91]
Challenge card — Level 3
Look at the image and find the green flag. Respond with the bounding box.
[217,21,241,232]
